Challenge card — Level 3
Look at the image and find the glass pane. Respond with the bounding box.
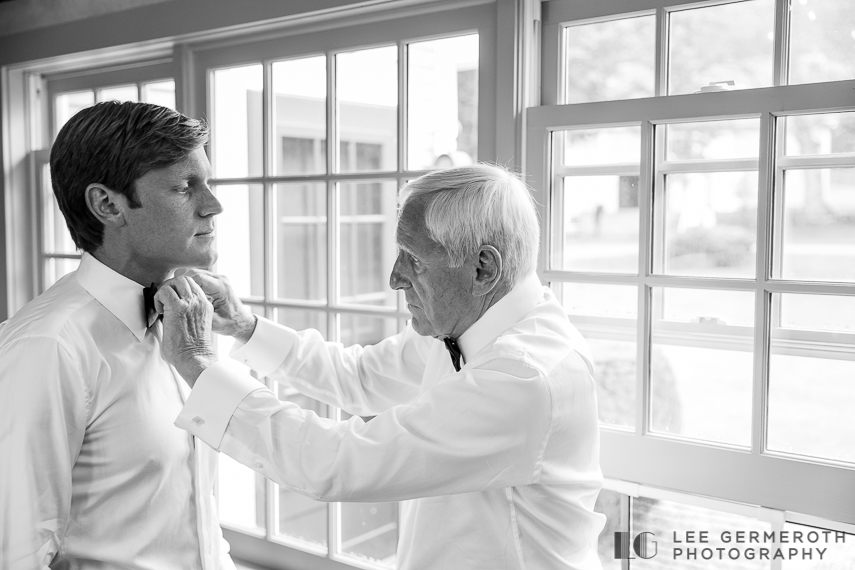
[276,308,329,339]
[559,282,637,318]
[789,0,855,85]
[650,288,754,446]
[218,453,265,531]
[339,181,397,307]
[214,184,264,299]
[42,164,76,255]
[594,490,623,570]
[272,56,326,175]
[97,84,138,103]
[55,91,94,136]
[564,16,655,104]
[666,119,760,161]
[768,293,855,464]
[553,175,640,273]
[557,283,638,428]
[141,80,175,109]
[776,168,855,282]
[44,257,81,291]
[276,382,329,548]
[337,46,397,173]
[407,34,479,170]
[784,112,855,156]
[339,501,398,567]
[340,314,399,347]
[781,523,855,568]
[668,0,774,95]
[631,497,770,568]
[563,126,641,166]
[275,183,327,301]
[660,172,758,278]
[213,64,263,178]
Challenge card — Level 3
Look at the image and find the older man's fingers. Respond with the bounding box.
[186,270,224,298]
[154,283,181,310]
[187,275,212,307]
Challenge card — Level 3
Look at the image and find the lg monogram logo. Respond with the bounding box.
[614,532,658,559]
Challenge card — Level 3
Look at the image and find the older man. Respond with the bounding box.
[160,164,605,569]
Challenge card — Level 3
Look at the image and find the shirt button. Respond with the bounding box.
[255,462,264,469]
[192,416,205,426]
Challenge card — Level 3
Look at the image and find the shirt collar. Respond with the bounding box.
[76,252,150,342]
[457,272,544,364]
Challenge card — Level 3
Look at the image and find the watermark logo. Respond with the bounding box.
[615,532,658,559]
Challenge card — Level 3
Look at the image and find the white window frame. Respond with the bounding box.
[530,0,855,535]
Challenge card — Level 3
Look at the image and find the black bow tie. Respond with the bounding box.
[142,283,162,326]
[443,337,463,372]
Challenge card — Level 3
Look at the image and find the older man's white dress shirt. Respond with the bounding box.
[177,273,605,569]
[0,253,234,570]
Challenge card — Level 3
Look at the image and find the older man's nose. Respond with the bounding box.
[389,259,409,290]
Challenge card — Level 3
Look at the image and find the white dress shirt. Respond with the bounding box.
[0,253,234,570]
[177,273,605,569]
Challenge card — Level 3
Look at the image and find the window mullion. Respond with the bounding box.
[772,0,790,87]
[653,7,668,97]
[752,112,776,456]
[637,120,654,437]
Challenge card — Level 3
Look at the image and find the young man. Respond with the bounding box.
[0,101,234,569]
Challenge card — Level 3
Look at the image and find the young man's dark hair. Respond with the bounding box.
[49,101,209,253]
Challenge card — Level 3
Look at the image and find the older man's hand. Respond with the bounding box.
[154,275,217,387]
[184,269,258,344]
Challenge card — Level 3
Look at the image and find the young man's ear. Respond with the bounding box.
[85,184,128,228]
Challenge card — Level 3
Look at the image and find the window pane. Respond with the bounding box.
[337,46,397,173]
[213,64,263,178]
[44,257,80,290]
[275,183,327,301]
[563,126,640,166]
[784,112,855,156]
[339,181,398,307]
[789,0,855,85]
[97,84,138,103]
[631,497,770,569]
[659,172,758,278]
[55,91,94,136]
[668,0,774,95]
[650,288,754,446]
[407,34,478,170]
[775,168,855,282]
[666,119,760,161]
[781,523,855,568]
[563,16,655,104]
[218,453,265,532]
[558,283,638,428]
[339,314,399,347]
[339,501,398,568]
[768,294,855,464]
[276,382,329,548]
[214,184,265,299]
[276,308,329,339]
[272,56,326,175]
[594,489,623,570]
[141,80,175,109]
[553,175,640,273]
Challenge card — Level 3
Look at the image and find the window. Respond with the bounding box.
[190,4,490,567]
[533,0,855,566]
[39,61,176,292]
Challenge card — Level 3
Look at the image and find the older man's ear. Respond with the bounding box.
[472,245,503,297]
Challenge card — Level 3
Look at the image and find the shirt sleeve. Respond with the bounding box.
[229,317,430,416]
[177,353,554,504]
[0,336,88,570]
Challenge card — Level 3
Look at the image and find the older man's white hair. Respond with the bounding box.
[400,163,540,288]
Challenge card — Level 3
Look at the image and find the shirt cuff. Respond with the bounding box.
[175,359,264,450]
[229,316,298,377]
